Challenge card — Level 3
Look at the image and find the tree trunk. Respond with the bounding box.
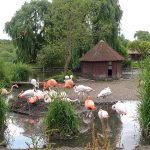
[64,52,71,74]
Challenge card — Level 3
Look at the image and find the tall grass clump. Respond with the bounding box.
[0,96,8,131]
[45,97,80,139]
[138,57,150,138]
[10,63,32,81]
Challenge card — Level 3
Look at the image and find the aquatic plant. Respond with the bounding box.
[86,123,118,150]
[45,96,80,139]
[0,96,8,131]
[138,57,150,138]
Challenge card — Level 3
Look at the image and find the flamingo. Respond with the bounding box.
[18,89,44,102]
[85,96,95,110]
[74,85,94,99]
[112,101,127,116]
[98,109,109,119]
[97,87,112,99]
[43,79,58,90]
[64,75,73,81]
[30,78,39,90]
[1,84,18,95]
[63,79,75,89]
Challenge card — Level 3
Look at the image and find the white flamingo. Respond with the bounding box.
[30,78,39,90]
[97,87,112,99]
[74,85,94,99]
[112,101,127,116]
[64,74,73,81]
[18,89,44,100]
[98,109,109,119]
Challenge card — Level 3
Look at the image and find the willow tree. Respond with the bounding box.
[50,0,92,73]
[88,0,122,49]
[4,0,52,63]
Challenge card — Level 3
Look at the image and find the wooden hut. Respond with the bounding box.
[80,40,124,80]
[128,49,141,61]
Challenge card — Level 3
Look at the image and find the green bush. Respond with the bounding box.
[11,63,32,81]
[122,59,131,68]
[45,97,80,138]
[138,58,150,137]
[0,96,8,131]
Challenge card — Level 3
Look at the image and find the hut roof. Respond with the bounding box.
[80,40,124,62]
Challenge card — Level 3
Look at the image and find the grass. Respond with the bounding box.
[138,57,150,138]
[45,96,80,139]
[0,96,8,131]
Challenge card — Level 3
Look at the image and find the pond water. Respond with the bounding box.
[1,97,144,150]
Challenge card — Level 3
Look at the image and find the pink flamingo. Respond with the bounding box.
[85,96,95,110]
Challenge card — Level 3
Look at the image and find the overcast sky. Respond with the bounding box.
[0,0,150,41]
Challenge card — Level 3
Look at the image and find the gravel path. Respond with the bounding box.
[69,75,139,102]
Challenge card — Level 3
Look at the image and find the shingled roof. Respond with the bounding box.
[80,40,124,61]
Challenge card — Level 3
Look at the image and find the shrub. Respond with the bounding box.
[45,97,80,139]
[0,96,8,131]
[10,63,32,81]
[138,57,150,137]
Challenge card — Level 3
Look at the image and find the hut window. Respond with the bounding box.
[108,61,112,69]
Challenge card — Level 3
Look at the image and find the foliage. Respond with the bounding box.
[5,0,52,63]
[0,96,8,131]
[122,59,131,68]
[0,61,11,88]
[10,63,32,81]
[49,0,91,72]
[45,97,80,138]
[88,0,122,49]
[134,30,150,41]
[0,40,16,62]
[37,42,65,68]
[138,57,150,138]
[86,123,117,150]
[5,0,123,72]
[128,40,150,59]
[131,61,140,69]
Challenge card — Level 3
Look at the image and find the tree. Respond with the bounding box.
[88,0,122,49]
[128,40,150,59]
[134,30,150,41]
[49,0,91,73]
[4,0,52,63]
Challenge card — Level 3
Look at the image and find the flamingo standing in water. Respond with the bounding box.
[85,96,95,110]
[98,109,109,120]
[112,101,127,116]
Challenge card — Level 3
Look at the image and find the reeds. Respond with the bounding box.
[44,96,80,139]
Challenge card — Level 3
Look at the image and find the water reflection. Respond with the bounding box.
[116,101,140,150]
[1,100,142,150]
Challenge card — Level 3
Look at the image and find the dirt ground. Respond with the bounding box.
[69,74,139,103]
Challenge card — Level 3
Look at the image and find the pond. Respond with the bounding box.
[1,95,145,150]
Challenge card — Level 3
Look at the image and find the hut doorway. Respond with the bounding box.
[108,61,112,77]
